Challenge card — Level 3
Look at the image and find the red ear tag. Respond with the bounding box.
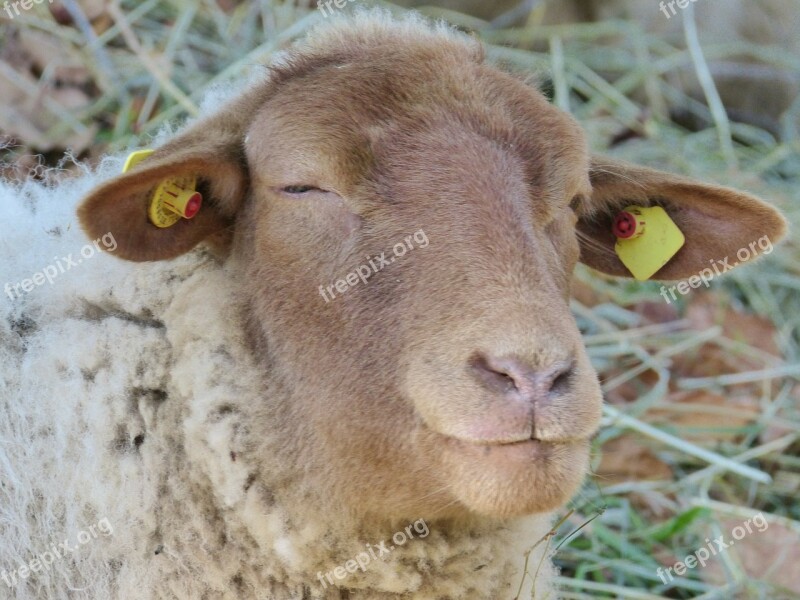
[122,150,204,228]
[612,210,645,239]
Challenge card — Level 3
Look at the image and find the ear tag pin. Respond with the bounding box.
[122,149,203,229]
[612,205,685,281]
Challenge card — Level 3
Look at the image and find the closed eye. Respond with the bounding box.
[282,185,323,195]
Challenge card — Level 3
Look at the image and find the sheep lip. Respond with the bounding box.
[451,437,557,452]
[431,428,583,448]
[452,431,536,446]
[430,429,580,456]
[433,434,578,471]
[463,436,540,446]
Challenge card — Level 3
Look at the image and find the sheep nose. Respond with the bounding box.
[470,353,574,403]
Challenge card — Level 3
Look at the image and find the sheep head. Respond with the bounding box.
[78,15,787,521]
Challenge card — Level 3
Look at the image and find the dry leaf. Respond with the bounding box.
[687,292,780,356]
[633,300,680,325]
[596,433,673,485]
[49,0,108,24]
[701,517,800,594]
[0,29,97,153]
[648,391,760,444]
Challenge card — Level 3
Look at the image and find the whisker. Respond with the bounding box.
[576,229,617,259]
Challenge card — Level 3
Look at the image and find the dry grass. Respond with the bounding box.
[1,1,798,598]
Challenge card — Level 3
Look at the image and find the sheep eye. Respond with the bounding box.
[282,185,319,195]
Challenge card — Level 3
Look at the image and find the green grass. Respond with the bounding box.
[2,1,798,598]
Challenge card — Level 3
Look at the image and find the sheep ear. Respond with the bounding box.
[78,115,249,262]
[576,155,788,280]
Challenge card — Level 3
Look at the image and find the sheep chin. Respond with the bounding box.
[416,425,590,518]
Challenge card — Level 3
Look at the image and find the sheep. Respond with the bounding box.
[0,9,788,600]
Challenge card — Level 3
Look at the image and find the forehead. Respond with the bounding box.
[245,39,589,195]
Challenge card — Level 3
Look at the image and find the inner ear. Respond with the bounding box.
[577,156,788,281]
[78,154,249,263]
[575,208,636,278]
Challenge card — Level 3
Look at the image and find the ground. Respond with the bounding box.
[0,1,798,598]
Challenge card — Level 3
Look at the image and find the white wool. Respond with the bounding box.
[0,10,559,600]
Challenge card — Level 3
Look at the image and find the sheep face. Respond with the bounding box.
[234,58,601,519]
[79,18,787,521]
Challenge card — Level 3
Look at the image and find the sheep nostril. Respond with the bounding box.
[469,353,524,394]
[470,353,575,401]
[548,361,574,396]
[495,370,518,393]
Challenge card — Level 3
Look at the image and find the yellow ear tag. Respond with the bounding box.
[122,149,203,229]
[612,205,685,281]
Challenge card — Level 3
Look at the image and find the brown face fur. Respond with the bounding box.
[78,17,787,522]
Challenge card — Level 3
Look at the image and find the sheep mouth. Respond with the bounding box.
[441,434,577,461]
[421,429,591,517]
[422,419,589,448]
[421,424,587,465]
